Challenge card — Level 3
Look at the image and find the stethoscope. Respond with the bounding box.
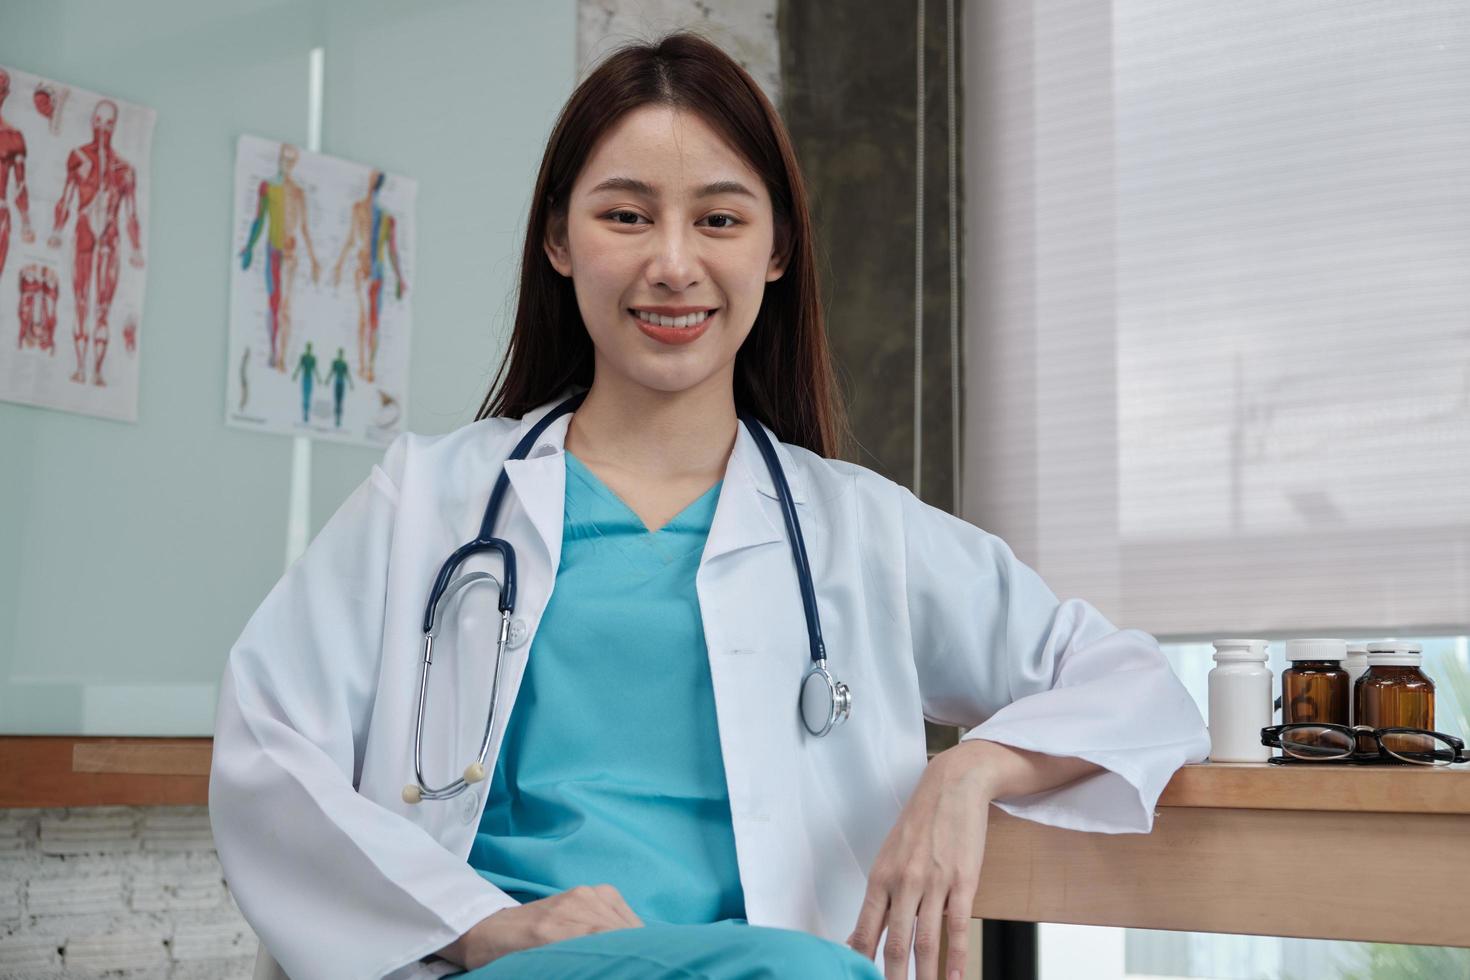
[402,389,851,804]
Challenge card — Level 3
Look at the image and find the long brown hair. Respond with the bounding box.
[474,30,852,461]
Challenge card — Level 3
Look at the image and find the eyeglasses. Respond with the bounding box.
[1260,724,1467,767]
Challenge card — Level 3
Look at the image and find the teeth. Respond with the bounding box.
[632,309,713,328]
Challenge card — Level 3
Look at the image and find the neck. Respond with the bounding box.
[565,371,739,482]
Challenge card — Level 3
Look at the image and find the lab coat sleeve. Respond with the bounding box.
[898,486,1210,834]
[209,435,520,980]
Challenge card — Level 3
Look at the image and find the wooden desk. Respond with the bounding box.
[7,743,1466,956]
[0,737,211,808]
[971,761,1470,948]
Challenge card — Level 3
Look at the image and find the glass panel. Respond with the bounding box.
[1037,636,1470,977]
[1157,636,1470,747]
[1040,922,1470,979]
[0,0,577,734]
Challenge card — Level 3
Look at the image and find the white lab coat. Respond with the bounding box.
[210,388,1210,980]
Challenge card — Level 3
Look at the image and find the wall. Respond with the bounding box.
[0,3,782,977]
[0,807,248,978]
[0,0,576,973]
[0,0,576,736]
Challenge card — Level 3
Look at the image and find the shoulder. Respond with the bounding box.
[778,439,1005,551]
[370,415,521,499]
[775,439,910,520]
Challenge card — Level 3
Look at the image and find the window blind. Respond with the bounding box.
[962,0,1470,638]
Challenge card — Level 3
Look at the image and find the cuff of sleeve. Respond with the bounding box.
[958,727,1209,835]
[374,887,523,980]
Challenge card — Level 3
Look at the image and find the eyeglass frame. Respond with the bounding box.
[1260,723,1467,766]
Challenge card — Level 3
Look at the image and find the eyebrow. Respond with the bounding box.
[587,176,758,201]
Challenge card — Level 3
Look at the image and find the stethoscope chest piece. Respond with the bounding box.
[799,660,852,737]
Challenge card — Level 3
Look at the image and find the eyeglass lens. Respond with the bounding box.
[1380,731,1457,766]
[1279,726,1457,766]
[1279,726,1354,760]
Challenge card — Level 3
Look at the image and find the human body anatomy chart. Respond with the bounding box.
[0,63,155,422]
[227,135,414,447]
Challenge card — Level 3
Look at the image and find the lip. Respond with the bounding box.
[630,308,715,346]
[630,305,718,316]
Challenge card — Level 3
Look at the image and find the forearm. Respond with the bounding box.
[937,737,1104,801]
[433,933,468,968]
[433,911,504,970]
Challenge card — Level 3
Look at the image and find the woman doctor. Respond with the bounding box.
[208,31,1210,980]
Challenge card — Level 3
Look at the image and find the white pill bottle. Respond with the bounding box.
[1207,638,1273,762]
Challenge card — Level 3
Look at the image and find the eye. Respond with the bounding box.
[603,211,743,229]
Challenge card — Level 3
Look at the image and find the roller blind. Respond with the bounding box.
[962,0,1470,639]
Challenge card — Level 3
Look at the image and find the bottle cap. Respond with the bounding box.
[1366,640,1422,666]
[1285,638,1347,662]
[1212,638,1268,662]
[1345,642,1369,657]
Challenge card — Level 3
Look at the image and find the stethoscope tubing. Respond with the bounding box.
[404,390,847,804]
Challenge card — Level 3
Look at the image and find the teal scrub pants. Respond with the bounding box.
[445,919,883,979]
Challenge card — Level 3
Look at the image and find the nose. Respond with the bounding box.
[644,221,703,293]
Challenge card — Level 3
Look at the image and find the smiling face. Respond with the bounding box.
[543,104,788,398]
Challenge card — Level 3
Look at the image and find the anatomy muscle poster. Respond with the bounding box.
[226,134,415,447]
[0,64,156,422]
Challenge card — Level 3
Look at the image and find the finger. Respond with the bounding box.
[881,880,923,980]
[594,884,644,928]
[847,882,890,961]
[913,885,947,980]
[944,882,977,980]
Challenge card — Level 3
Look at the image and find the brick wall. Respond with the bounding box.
[0,807,255,979]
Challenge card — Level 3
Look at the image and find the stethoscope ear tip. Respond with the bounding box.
[402,784,423,805]
[464,762,487,784]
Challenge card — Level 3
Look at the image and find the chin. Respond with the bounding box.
[611,357,729,397]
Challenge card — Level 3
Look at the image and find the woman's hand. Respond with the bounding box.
[439,884,644,970]
[848,739,1107,980]
[845,746,994,980]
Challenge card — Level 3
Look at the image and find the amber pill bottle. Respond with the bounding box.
[1281,638,1350,727]
[1355,640,1434,754]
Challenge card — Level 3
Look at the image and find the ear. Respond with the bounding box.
[766,217,792,283]
[543,205,572,278]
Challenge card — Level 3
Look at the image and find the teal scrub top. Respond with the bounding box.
[467,449,747,926]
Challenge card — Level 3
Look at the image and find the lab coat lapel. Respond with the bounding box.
[698,419,825,934]
[500,411,573,566]
[702,415,807,564]
[437,402,569,836]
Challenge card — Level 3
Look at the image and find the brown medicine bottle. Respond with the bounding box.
[1355,640,1434,754]
[1281,638,1350,727]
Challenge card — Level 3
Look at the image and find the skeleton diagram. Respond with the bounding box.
[47,99,145,387]
[332,170,406,383]
[240,143,320,372]
[0,67,36,283]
